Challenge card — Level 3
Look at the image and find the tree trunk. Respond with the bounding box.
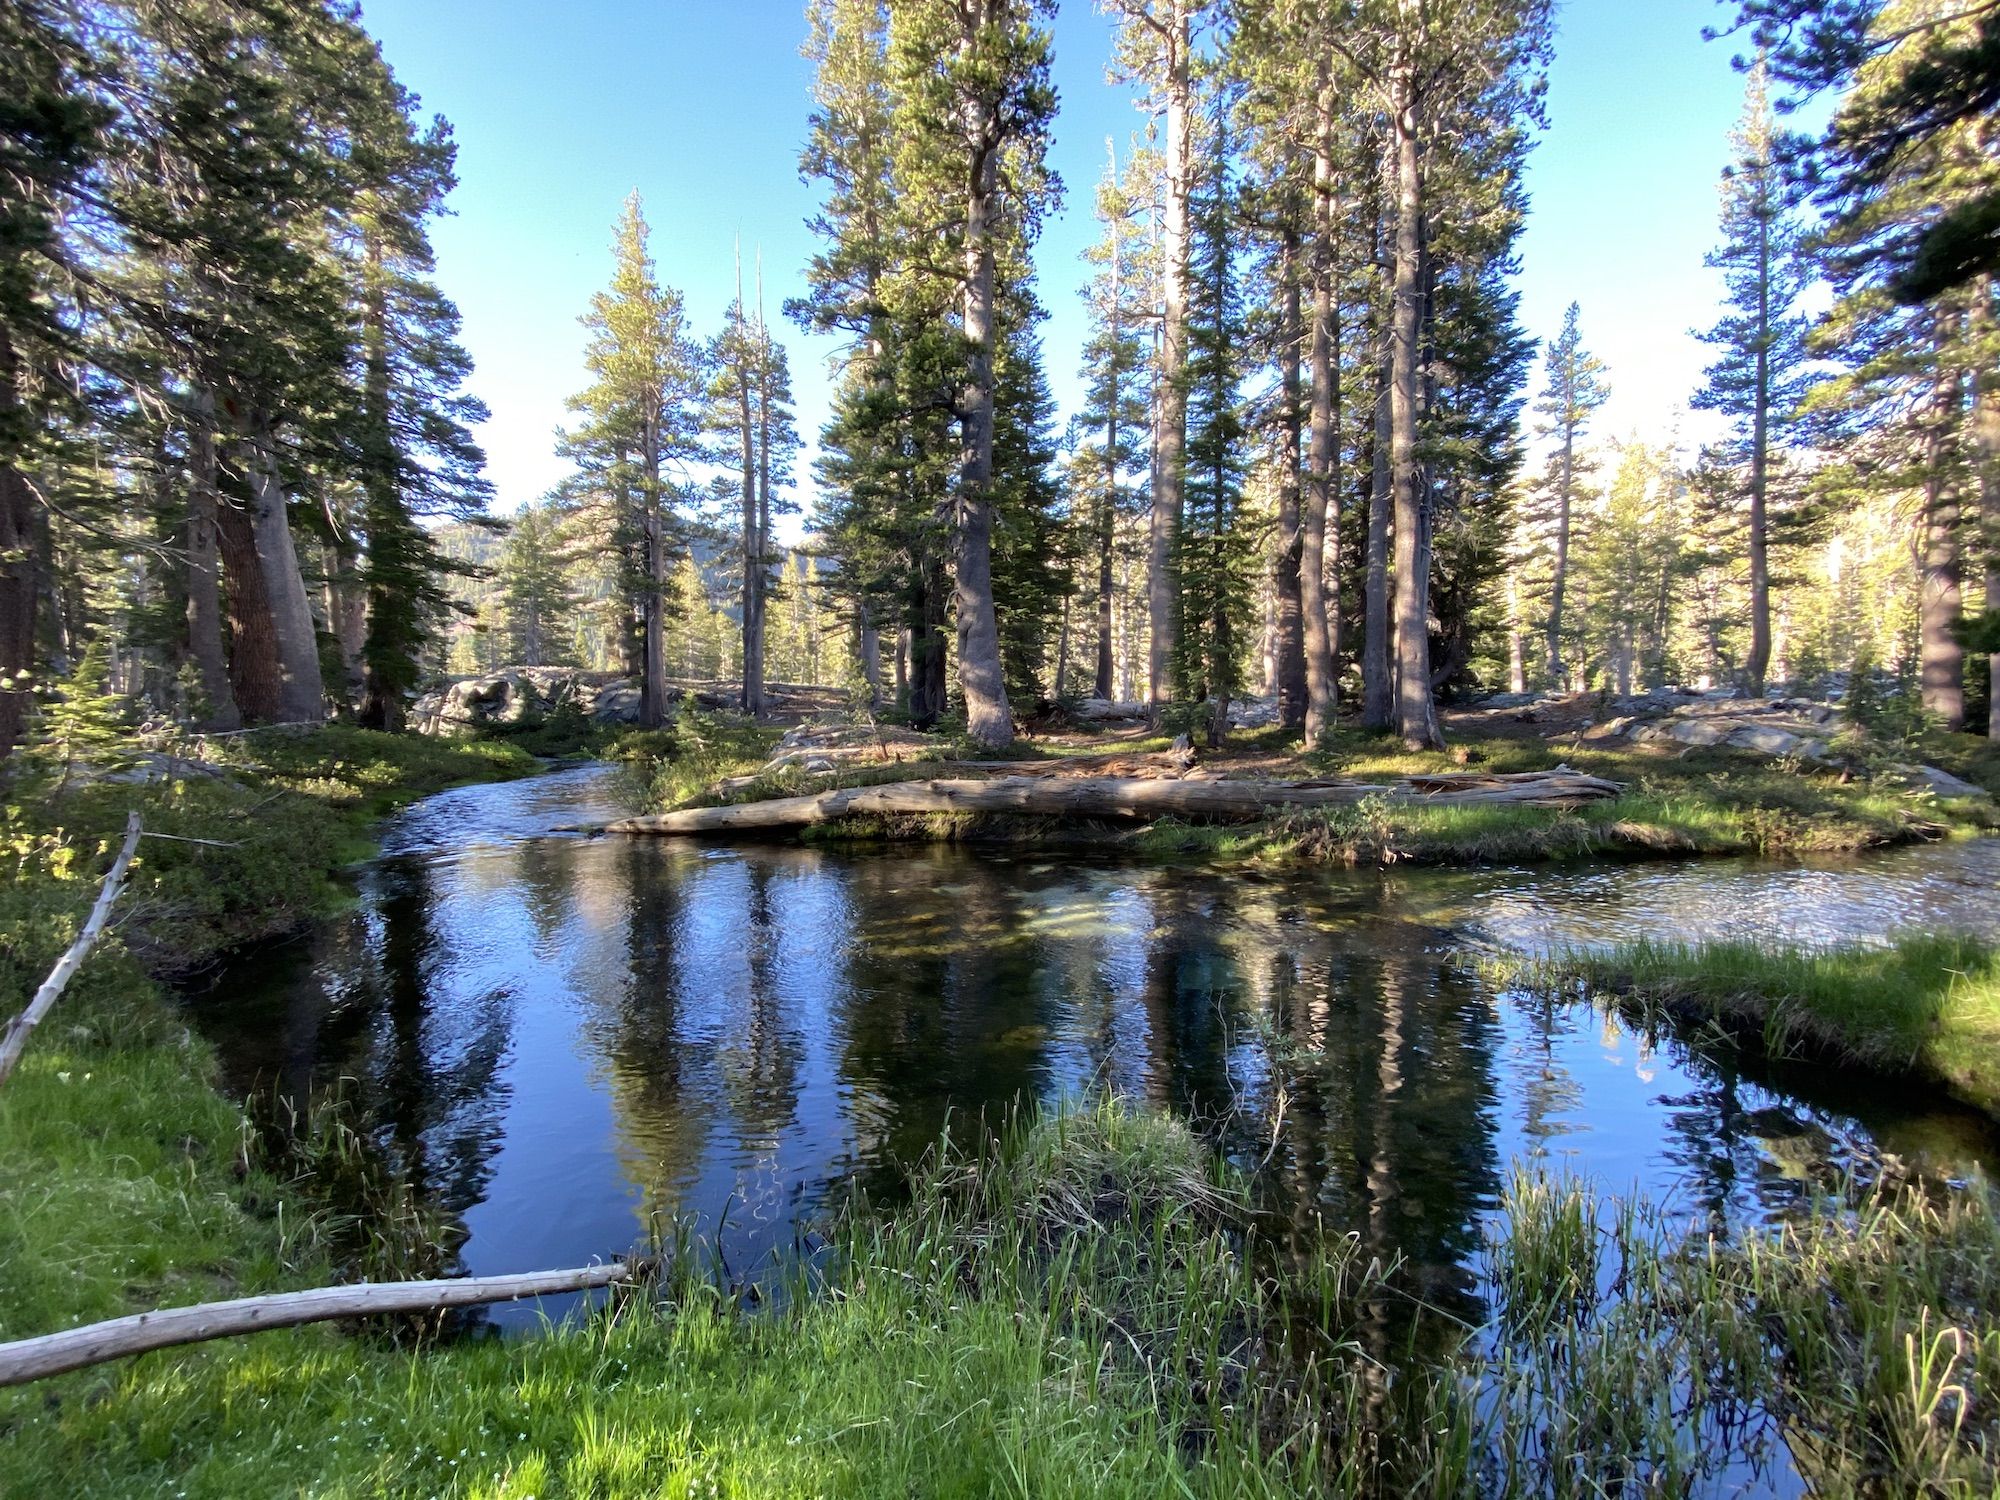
[952,54,1014,750]
[236,417,323,724]
[0,322,38,761]
[1274,229,1306,729]
[1388,34,1440,750]
[182,397,239,730]
[737,341,763,717]
[1302,104,1340,745]
[1546,429,1575,692]
[1147,0,1191,722]
[213,490,282,724]
[1744,197,1774,696]
[1097,207,1124,703]
[1970,280,1999,739]
[1920,310,1965,730]
[610,766,1623,835]
[324,519,366,703]
[640,414,668,728]
[858,606,884,710]
[1362,311,1394,727]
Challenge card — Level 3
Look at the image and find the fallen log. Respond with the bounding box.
[0,811,142,1088]
[608,769,1623,836]
[0,1261,642,1388]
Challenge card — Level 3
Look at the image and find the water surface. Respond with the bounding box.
[193,764,2000,1332]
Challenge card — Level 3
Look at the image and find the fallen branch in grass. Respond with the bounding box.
[0,1261,645,1387]
[0,811,142,1088]
[608,768,1624,836]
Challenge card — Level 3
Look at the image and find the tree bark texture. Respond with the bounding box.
[1147,0,1191,721]
[1388,35,1441,749]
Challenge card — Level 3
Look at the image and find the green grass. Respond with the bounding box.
[0,726,544,1352]
[7,1079,2000,1496]
[1509,933,2000,1118]
[629,718,1995,869]
[3,725,541,971]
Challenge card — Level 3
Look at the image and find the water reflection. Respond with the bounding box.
[190,767,2000,1332]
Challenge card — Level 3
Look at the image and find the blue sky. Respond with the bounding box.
[359,0,1754,524]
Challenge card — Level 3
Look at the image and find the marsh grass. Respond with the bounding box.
[1510,934,2000,1116]
[9,1090,2000,1496]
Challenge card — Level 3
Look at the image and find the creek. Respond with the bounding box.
[191,762,2000,1333]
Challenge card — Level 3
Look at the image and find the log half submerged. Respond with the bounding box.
[607,768,1624,836]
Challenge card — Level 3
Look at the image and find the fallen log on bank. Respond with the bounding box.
[608,768,1624,836]
[0,1261,643,1388]
[0,811,142,1088]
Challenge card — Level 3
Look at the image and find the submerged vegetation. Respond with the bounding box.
[1514,933,2000,1119]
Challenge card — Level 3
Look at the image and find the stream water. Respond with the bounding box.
[190,763,2000,1338]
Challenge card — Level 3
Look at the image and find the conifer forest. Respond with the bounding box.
[8,3,2000,1496]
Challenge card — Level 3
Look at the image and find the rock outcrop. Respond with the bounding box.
[410,668,643,736]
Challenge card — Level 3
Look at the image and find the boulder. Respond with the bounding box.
[411,667,645,735]
[1725,724,1809,756]
[1666,718,1731,747]
[1887,764,1990,800]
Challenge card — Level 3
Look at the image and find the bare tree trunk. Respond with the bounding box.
[1388,32,1440,750]
[1147,0,1191,723]
[1362,308,1394,726]
[183,395,239,730]
[213,490,282,724]
[1744,192,1774,695]
[1097,200,1125,703]
[640,414,668,728]
[1054,590,1072,701]
[1302,111,1340,745]
[0,322,38,761]
[952,43,1014,750]
[1274,229,1307,728]
[1970,280,1999,739]
[737,324,761,717]
[1920,310,1965,730]
[1506,574,1527,694]
[1546,428,1575,691]
[236,417,323,724]
[324,517,366,702]
[857,605,883,709]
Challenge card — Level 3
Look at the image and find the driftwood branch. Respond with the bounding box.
[0,1262,642,1388]
[609,769,1624,837]
[0,811,143,1087]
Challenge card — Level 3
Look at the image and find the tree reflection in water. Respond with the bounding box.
[189,774,2000,1331]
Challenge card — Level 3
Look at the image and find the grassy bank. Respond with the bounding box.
[1510,933,2000,1118]
[626,717,1997,868]
[6,1082,1998,1496]
[0,728,538,1350]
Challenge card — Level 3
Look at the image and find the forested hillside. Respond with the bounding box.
[3,0,1996,765]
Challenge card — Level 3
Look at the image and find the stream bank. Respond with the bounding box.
[7,746,2000,1495]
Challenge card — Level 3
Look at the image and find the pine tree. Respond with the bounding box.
[885,0,1059,748]
[496,505,576,667]
[1073,145,1153,701]
[563,195,702,727]
[1174,110,1254,746]
[1692,62,1812,696]
[1104,0,1204,722]
[1528,303,1610,689]
[337,36,494,728]
[0,0,102,760]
